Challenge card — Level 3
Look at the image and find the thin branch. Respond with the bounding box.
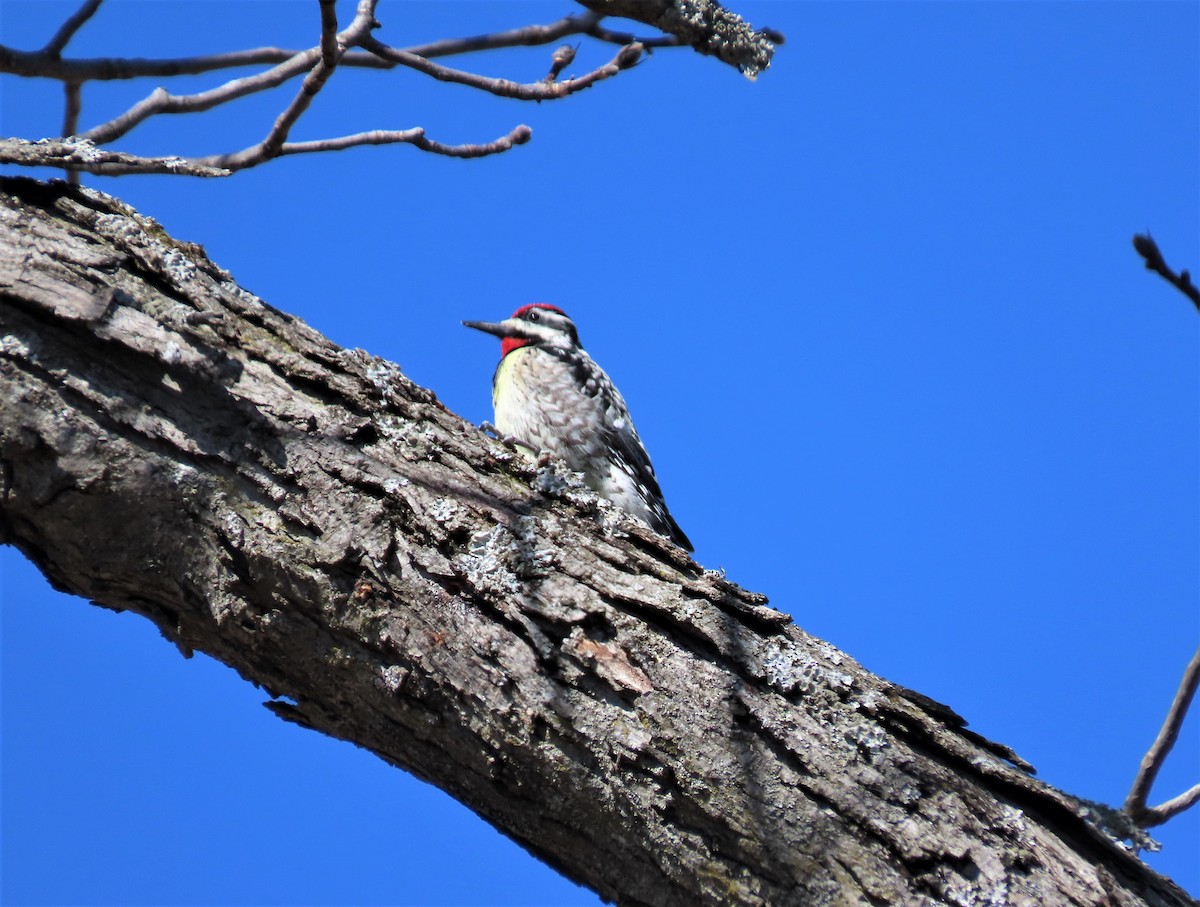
[1124,646,1200,827]
[0,124,529,176]
[278,128,426,155]
[41,0,104,58]
[1132,233,1200,312]
[361,37,643,100]
[400,11,601,58]
[255,0,370,160]
[78,55,319,145]
[80,1,372,146]
[0,44,390,80]
[408,123,533,159]
[61,83,82,138]
[61,82,83,185]
[276,124,532,161]
[1134,783,1200,829]
[318,0,340,66]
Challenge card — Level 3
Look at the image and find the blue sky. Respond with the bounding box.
[1,1,1197,904]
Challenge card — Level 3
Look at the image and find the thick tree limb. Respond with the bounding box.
[0,176,1191,906]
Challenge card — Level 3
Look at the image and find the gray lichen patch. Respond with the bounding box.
[460,516,552,598]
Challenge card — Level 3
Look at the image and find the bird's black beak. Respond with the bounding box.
[463,318,520,338]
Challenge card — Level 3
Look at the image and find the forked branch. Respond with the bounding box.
[1124,646,1200,828]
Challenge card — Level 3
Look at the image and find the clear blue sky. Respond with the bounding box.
[2,1,1197,904]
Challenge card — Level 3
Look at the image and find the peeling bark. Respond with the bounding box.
[0,176,1191,906]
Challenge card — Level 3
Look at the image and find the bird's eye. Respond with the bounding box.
[527,310,540,322]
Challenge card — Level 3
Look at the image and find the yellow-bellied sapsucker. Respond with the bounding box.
[464,303,692,552]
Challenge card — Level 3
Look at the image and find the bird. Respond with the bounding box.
[463,304,693,552]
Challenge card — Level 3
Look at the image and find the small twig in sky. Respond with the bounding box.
[362,36,643,101]
[400,12,601,59]
[80,55,321,145]
[41,0,104,58]
[255,0,373,161]
[62,81,82,184]
[1124,646,1200,828]
[196,123,531,171]
[318,0,340,66]
[1132,233,1200,312]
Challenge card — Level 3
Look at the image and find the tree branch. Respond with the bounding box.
[0,175,1192,907]
[41,0,104,58]
[0,138,231,177]
[253,0,377,161]
[1132,233,1200,312]
[574,0,776,77]
[0,43,390,80]
[1125,646,1200,828]
[360,36,643,100]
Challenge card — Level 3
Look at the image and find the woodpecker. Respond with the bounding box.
[463,304,693,552]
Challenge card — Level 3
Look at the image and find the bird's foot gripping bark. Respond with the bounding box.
[479,420,538,456]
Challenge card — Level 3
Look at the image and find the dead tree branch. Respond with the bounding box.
[0,0,778,178]
[1132,233,1200,312]
[1124,646,1200,828]
[0,175,1192,907]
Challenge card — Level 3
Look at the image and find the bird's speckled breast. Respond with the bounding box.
[492,346,607,477]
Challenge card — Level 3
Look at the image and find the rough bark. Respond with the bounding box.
[0,176,1190,907]
[575,0,776,76]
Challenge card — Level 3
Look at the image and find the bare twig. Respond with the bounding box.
[1132,233,1200,312]
[61,83,82,138]
[400,11,602,59]
[62,82,83,184]
[79,55,321,145]
[1124,646,1200,828]
[1135,784,1200,828]
[318,0,340,66]
[0,125,529,176]
[0,45,390,80]
[408,124,533,159]
[202,123,531,171]
[362,37,643,100]
[255,0,373,160]
[41,0,104,58]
